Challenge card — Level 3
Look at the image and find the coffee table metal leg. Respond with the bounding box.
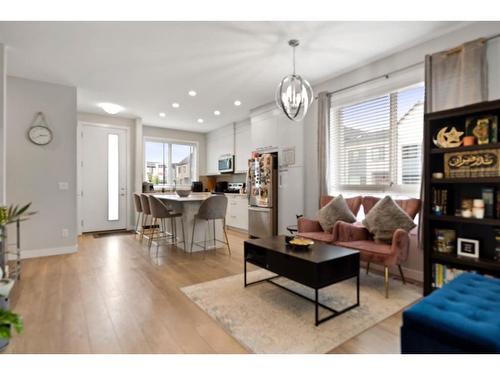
[315,289,319,326]
[244,258,247,287]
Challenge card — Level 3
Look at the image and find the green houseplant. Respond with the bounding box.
[0,203,34,350]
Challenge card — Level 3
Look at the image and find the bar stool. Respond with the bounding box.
[190,195,231,255]
[147,195,186,256]
[133,193,143,237]
[140,194,152,240]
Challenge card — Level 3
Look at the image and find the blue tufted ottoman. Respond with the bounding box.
[401,273,500,353]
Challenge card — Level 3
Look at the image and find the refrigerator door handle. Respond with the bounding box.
[248,206,272,212]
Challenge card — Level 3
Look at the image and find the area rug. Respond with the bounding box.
[181,269,421,353]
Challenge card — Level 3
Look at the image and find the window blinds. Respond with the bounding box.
[330,83,424,195]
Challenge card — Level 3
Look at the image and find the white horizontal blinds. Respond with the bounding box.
[330,82,424,195]
[396,84,425,187]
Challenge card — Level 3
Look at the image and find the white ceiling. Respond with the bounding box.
[0,21,468,132]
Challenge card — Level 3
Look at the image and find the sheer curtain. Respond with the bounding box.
[317,91,330,208]
[425,38,487,113]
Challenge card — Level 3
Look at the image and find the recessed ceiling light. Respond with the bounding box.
[213,110,221,116]
[197,118,204,124]
[234,100,242,106]
[98,102,124,115]
[159,112,166,117]
[172,102,180,108]
[188,90,197,97]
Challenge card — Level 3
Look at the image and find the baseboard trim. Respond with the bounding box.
[7,245,78,260]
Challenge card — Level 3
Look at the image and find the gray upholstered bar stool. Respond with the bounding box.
[147,195,185,256]
[190,195,231,255]
[140,194,152,240]
[133,193,143,237]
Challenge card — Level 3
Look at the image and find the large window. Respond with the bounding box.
[144,139,197,188]
[329,83,424,196]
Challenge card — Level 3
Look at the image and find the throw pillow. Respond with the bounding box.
[362,196,416,243]
[317,195,356,233]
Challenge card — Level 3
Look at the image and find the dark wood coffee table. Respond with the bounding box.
[244,236,360,326]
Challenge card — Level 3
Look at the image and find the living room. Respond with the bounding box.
[1,1,500,373]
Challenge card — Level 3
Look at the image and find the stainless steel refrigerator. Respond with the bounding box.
[247,152,278,238]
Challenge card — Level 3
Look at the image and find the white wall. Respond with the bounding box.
[143,125,207,177]
[303,21,500,218]
[7,76,77,257]
[77,112,138,229]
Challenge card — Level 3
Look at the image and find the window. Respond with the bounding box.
[329,83,424,196]
[144,139,197,188]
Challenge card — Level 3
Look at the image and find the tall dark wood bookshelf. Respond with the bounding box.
[423,99,500,295]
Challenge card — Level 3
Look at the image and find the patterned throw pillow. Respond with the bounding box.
[317,195,356,233]
[362,196,416,243]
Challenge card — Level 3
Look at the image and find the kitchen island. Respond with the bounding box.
[153,193,226,252]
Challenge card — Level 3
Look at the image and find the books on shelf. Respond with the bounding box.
[432,263,471,289]
[431,188,448,215]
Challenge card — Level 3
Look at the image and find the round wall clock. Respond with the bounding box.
[28,125,53,145]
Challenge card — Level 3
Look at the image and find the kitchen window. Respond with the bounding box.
[144,139,197,188]
[329,83,424,196]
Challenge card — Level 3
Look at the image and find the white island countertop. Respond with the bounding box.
[152,193,213,202]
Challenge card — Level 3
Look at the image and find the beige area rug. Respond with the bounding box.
[181,270,422,353]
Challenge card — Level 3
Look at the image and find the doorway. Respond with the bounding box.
[78,123,129,233]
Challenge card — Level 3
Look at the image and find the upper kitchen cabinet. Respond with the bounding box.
[234,119,252,173]
[205,124,234,175]
[250,108,280,152]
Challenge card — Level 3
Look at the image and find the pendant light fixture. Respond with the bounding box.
[275,39,313,121]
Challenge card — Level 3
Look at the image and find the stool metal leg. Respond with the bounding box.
[213,219,216,250]
[135,212,141,234]
[180,217,186,249]
[204,220,208,252]
[190,218,196,253]
[223,218,231,255]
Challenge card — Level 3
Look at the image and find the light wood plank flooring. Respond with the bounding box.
[6,230,406,354]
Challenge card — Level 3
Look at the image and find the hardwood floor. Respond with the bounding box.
[6,229,405,354]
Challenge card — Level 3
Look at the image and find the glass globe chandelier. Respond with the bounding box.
[275,39,313,121]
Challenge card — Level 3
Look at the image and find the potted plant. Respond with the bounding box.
[0,203,34,351]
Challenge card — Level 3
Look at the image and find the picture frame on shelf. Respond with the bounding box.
[457,238,480,258]
[465,114,498,144]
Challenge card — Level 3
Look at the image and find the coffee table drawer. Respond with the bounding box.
[317,252,360,288]
[267,251,317,288]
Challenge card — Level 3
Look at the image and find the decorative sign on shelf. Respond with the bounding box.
[444,149,500,178]
[433,126,464,148]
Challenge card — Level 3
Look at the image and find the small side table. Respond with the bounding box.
[286,225,298,235]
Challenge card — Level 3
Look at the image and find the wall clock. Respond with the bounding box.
[27,112,53,145]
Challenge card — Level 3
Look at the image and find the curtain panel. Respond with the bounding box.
[317,91,330,208]
[425,38,488,113]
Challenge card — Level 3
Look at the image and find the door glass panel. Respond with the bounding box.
[108,133,119,221]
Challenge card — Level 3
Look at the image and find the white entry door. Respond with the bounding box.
[80,124,128,232]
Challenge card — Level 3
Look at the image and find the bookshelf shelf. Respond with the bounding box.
[431,177,500,184]
[429,215,500,226]
[430,142,500,154]
[423,98,500,295]
[431,252,500,274]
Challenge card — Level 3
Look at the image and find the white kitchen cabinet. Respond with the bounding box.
[225,194,248,231]
[250,109,280,152]
[205,124,235,175]
[234,120,252,173]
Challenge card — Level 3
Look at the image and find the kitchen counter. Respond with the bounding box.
[153,193,225,252]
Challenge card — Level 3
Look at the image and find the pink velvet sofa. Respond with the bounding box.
[298,195,421,298]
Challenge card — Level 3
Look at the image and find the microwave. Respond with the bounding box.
[218,155,234,173]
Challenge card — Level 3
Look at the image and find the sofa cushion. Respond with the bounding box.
[298,232,334,243]
[320,195,362,216]
[317,195,357,233]
[362,196,416,243]
[362,196,421,219]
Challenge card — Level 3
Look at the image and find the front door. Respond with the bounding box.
[80,124,128,232]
